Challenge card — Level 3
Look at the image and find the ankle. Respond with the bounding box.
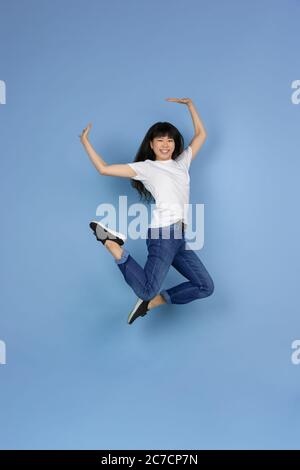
[104,240,123,260]
[148,294,166,310]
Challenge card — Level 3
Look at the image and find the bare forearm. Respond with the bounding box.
[82,138,107,173]
[188,102,207,137]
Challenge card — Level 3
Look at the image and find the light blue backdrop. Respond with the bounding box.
[0,0,299,450]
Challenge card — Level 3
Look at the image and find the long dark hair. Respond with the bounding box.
[131,121,184,202]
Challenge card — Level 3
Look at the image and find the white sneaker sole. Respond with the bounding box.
[127,298,148,324]
[128,298,143,318]
[91,220,127,242]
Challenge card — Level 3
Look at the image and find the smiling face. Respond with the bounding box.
[150,135,176,161]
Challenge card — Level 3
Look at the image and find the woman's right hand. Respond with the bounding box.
[79,122,92,144]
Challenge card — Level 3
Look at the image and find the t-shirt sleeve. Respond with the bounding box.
[175,145,193,171]
[127,161,150,182]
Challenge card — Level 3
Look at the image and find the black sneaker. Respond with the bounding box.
[89,220,126,246]
[127,298,150,325]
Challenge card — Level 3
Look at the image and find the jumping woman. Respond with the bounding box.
[80,97,214,325]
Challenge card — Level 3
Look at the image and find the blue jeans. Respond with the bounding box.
[115,220,214,304]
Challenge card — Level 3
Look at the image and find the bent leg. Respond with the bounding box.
[160,243,214,304]
[115,238,176,301]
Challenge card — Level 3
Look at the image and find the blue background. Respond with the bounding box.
[0,0,300,450]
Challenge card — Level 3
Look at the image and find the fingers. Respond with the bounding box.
[79,122,92,140]
[165,97,185,102]
[165,97,191,104]
[84,123,92,133]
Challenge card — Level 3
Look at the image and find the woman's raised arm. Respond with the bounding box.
[79,122,136,178]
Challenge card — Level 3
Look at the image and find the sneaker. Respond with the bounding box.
[127,298,150,325]
[89,220,126,246]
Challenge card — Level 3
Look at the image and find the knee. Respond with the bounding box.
[204,277,214,297]
[194,277,214,297]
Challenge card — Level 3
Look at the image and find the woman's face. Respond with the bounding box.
[150,136,175,161]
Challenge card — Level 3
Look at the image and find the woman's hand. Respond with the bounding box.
[165,97,193,106]
[79,122,92,144]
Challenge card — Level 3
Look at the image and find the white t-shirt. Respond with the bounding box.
[127,145,193,228]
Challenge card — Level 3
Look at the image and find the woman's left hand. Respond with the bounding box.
[165,97,193,106]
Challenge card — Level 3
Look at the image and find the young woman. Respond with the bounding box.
[80,98,214,325]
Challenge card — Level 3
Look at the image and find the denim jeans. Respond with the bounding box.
[115,220,214,304]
